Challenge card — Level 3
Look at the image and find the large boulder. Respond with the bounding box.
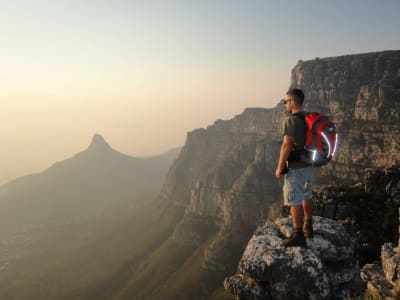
[381,243,400,289]
[224,216,362,300]
[360,263,396,299]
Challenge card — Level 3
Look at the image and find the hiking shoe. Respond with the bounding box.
[303,219,314,239]
[279,231,306,247]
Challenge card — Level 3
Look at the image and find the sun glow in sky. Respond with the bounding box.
[1,0,400,182]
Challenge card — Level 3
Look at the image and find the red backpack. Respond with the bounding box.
[294,112,338,167]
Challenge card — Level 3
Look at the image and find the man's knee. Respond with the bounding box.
[290,205,304,215]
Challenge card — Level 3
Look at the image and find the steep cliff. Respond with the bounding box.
[106,50,400,299]
[291,51,400,180]
[159,50,400,236]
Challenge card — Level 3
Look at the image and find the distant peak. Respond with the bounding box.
[87,134,113,151]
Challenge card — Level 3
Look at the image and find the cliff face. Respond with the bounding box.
[114,51,400,299]
[291,51,400,179]
[155,108,283,285]
[158,108,282,242]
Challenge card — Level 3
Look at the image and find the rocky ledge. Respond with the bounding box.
[360,207,400,300]
[224,216,363,300]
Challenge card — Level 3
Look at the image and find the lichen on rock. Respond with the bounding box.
[224,216,362,300]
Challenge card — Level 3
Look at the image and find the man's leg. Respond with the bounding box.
[280,169,306,247]
[303,198,313,238]
[303,165,315,239]
[303,199,312,219]
[291,205,304,229]
[280,205,306,247]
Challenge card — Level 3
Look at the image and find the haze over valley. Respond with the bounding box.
[0,135,180,299]
[1,1,400,299]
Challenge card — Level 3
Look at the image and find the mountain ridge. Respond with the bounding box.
[0,134,181,227]
[1,133,181,190]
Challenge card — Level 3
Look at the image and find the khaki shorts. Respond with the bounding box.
[283,166,315,206]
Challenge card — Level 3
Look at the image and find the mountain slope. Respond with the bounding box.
[0,134,180,299]
[0,134,180,227]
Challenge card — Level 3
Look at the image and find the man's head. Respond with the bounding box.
[284,88,304,113]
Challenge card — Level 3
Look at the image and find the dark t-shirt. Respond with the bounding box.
[282,111,308,169]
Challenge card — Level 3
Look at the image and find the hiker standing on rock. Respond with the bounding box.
[275,88,314,247]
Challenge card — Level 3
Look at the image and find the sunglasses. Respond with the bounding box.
[284,99,294,104]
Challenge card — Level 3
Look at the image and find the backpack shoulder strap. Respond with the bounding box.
[292,111,308,119]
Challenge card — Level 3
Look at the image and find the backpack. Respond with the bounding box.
[294,112,338,167]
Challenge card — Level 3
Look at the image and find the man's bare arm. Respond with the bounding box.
[275,135,295,179]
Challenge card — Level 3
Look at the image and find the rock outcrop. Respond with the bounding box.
[361,166,400,299]
[360,207,400,300]
[310,166,400,265]
[381,242,400,289]
[360,245,400,300]
[360,263,396,299]
[224,165,400,300]
[224,216,362,300]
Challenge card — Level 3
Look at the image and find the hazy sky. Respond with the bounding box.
[1,0,400,182]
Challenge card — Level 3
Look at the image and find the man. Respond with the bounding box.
[275,88,314,247]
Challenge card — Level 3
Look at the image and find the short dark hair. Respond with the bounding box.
[286,88,305,105]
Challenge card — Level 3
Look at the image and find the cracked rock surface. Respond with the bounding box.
[224,216,362,300]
